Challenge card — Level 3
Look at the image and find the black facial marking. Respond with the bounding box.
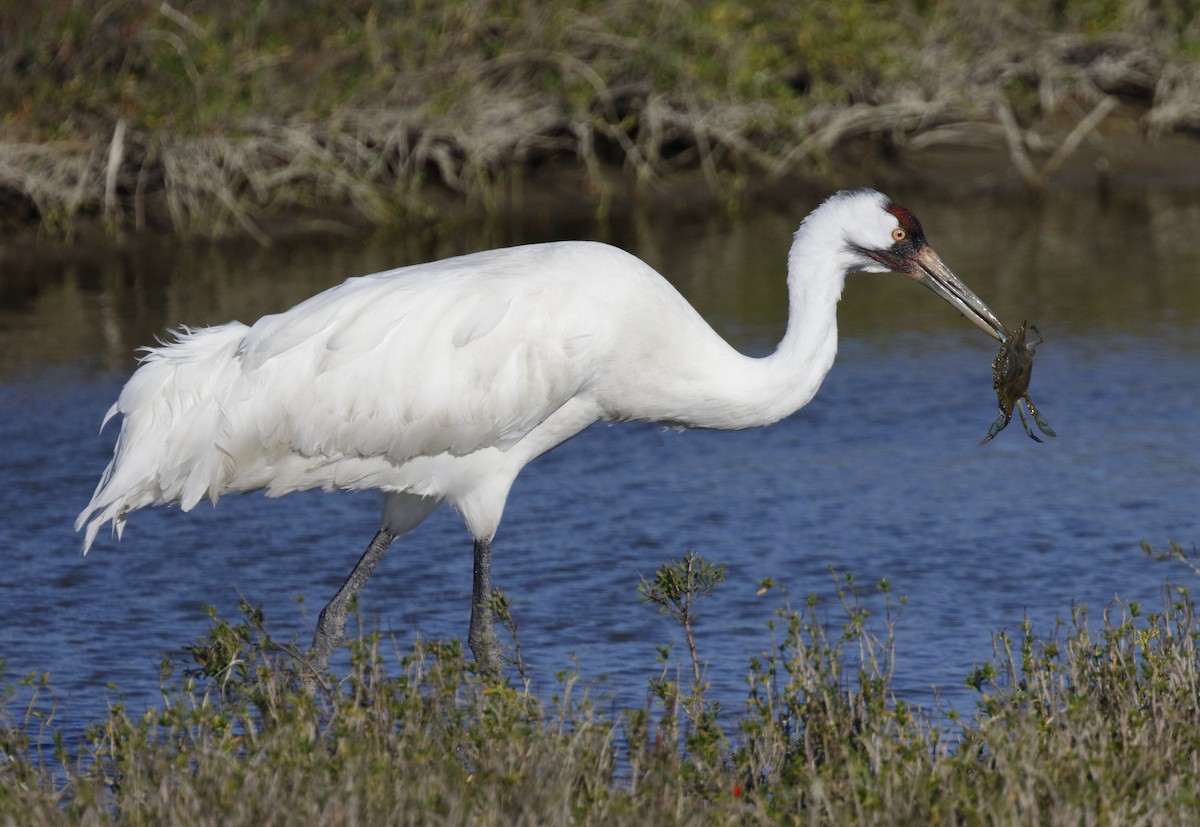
[844,196,929,275]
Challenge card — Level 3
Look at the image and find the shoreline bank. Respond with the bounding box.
[6,131,1200,254]
[3,1,1200,246]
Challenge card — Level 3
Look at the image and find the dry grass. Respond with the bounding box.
[1,0,1198,240]
[3,558,1200,825]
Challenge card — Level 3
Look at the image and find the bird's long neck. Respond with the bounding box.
[734,229,850,426]
[638,225,850,431]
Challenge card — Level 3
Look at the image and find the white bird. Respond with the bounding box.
[76,188,1007,677]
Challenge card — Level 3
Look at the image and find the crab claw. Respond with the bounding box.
[1025,325,1045,351]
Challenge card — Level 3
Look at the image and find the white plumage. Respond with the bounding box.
[77,189,1006,676]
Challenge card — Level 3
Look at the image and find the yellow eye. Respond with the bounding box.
[891,227,907,243]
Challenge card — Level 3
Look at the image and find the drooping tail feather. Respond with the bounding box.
[75,323,250,553]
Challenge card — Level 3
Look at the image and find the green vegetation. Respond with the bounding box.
[2,0,1198,239]
[3,553,1200,825]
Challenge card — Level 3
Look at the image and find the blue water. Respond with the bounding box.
[1,192,1198,742]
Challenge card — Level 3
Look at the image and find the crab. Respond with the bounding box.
[980,320,1056,444]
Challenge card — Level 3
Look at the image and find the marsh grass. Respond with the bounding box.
[3,1,1199,240]
[3,554,1200,825]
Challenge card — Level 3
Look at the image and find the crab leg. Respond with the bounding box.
[980,409,1011,445]
[1016,400,1044,443]
[1024,394,1056,437]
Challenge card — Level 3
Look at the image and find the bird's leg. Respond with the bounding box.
[309,526,397,676]
[468,536,503,676]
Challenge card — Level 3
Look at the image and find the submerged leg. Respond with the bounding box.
[468,536,503,675]
[310,527,397,674]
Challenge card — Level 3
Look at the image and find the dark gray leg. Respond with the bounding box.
[310,527,397,673]
[468,537,503,675]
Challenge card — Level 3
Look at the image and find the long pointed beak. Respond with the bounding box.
[912,246,1007,342]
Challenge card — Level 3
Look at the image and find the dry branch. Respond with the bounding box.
[1,2,1197,241]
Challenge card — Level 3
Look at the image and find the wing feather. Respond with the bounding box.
[76,240,661,550]
[220,245,603,495]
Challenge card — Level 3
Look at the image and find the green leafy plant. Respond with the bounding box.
[4,550,1200,824]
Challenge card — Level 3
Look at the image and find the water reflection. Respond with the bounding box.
[0,188,1197,740]
[4,189,1199,380]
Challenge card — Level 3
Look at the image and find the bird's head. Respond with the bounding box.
[806,188,1008,342]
